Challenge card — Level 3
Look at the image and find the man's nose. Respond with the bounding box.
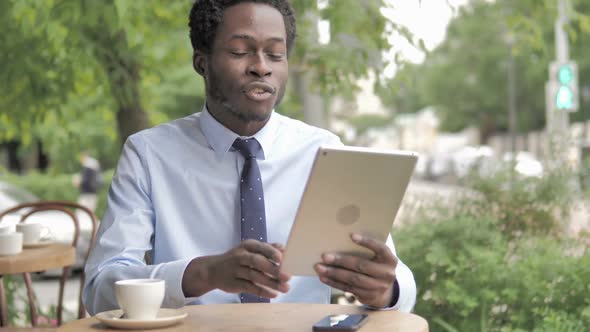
[248,53,272,77]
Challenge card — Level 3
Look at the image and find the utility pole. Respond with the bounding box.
[556,0,569,64]
[554,0,570,133]
[507,37,517,162]
[545,0,578,164]
[502,0,518,184]
[506,33,518,185]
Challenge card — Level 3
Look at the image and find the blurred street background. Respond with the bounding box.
[1,0,589,330]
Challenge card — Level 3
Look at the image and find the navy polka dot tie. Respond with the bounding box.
[233,138,270,303]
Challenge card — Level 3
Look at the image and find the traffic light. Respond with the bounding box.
[549,61,579,112]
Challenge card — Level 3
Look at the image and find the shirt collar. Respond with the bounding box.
[199,104,278,160]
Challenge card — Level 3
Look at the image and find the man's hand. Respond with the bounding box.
[314,233,397,308]
[182,240,291,299]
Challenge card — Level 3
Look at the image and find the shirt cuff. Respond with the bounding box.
[390,278,400,306]
[151,258,194,308]
[363,279,400,311]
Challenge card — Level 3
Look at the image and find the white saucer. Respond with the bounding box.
[23,240,54,249]
[95,308,188,330]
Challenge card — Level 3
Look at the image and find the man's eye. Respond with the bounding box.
[230,51,248,56]
[267,53,285,60]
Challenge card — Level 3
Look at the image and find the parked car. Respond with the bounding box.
[502,151,544,178]
[0,181,95,274]
[451,145,496,178]
[422,153,455,182]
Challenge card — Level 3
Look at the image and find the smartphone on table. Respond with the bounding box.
[312,314,368,331]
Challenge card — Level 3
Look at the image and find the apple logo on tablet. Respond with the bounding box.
[337,204,361,225]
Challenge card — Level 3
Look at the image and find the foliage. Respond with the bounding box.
[347,114,392,136]
[0,0,201,171]
[290,0,389,98]
[465,167,574,239]
[379,0,590,142]
[2,276,64,327]
[2,276,23,326]
[395,168,589,331]
[375,62,429,118]
[1,0,404,172]
[1,170,114,220]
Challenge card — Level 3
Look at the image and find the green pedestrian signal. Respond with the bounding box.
[557,65,573,84]
[549,61,578,112]
[556,85,574,109]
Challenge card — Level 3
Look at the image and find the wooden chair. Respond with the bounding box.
[0,201,99,329]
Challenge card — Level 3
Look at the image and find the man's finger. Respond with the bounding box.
[233,278,279,299]
[317,273,378,298]
[348,288,380,305]
[351,234,396,263]
[318,275,354,294]
[314,263,387,290]
[242,239,282,262]
[239,251,279,275]
[271,242,285,253]
[235,266,290,293]
[318,276,392,308]
[237,251,290,282]
[321,254,396,281]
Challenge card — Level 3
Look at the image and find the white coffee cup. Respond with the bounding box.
[0,224,15,235]
[0,232,23,256]
[16,223,50,245]
[115,279,165,320]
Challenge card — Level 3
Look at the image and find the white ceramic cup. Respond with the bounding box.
[0,232,23,256]
[115,279,165,320]
[16,223,50,245]
[0,224,15,234]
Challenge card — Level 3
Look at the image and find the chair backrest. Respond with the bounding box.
[0,201,99,327]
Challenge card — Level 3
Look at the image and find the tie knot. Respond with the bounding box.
[233,138,261,159]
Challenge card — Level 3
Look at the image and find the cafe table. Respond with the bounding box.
[58,303,429,332]
[0,243,76,327]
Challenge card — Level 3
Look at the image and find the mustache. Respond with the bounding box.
[242,81,276,94]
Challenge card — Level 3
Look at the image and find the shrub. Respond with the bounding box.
[465,168,574,239]
[1,170,113,219]
[395,169,590,331]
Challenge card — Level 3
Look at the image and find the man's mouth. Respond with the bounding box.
[243,82,275,102]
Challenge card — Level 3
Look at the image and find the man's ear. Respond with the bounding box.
[193,50,207,77]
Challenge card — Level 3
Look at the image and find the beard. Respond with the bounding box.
[206,66,285,123]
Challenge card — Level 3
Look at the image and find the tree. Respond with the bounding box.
[375,62,429,116]
[1,0,403,170]
[285,0,391,127]
[1,0,197,142]
[379,0,590,143]
[1,0,201,170]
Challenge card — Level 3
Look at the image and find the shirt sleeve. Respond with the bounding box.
[82,136,192,315]
[364,234,417,312]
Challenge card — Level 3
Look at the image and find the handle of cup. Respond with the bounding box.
[40,226,54,241]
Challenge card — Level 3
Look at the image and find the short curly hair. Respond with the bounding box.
[189,0,297,56]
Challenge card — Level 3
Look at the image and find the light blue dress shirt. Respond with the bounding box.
[83,107,416,315]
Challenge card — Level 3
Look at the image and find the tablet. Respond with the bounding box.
[281,145,418,276]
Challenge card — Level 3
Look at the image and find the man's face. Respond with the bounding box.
[200,2,288,126]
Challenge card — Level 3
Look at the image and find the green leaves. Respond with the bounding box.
[0,0,196,171]
[1,0,420,170]
[395,168,590,331]
[289,0,389,98]
[379,0,590,141]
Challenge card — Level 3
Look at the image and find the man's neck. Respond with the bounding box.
[206,104,270,137]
